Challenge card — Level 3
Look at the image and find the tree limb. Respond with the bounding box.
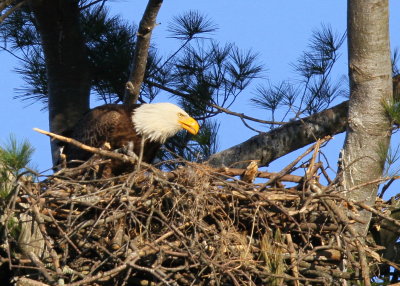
[123,0,163,105]
[207,101,348,168]
[33,128,138,165]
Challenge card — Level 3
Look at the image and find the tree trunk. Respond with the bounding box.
[342,0,392,236]
[30,0,90,164]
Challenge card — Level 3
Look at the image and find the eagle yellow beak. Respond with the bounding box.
[179,116,200,135]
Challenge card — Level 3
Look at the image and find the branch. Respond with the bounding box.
[123,0,163,105]
[33,128,138,165]
[213,167,303,183]
[207,101,348,168]
[0,0,26,24]
[146,80,286,125]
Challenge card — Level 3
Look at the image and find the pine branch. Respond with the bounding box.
[123,0,163,105]
[146,80,286,125]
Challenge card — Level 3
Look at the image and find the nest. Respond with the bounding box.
[1,141,398,286]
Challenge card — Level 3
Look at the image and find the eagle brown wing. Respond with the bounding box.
[61,104,161,172]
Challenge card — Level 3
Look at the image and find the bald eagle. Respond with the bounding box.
[60,102,199,174]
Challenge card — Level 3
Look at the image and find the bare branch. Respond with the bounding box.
[123,0,163,105]
[207,101,348,168]
[33,128,138,165]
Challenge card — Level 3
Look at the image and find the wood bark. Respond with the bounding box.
[30,0,91,164]
[207,101,348,168]
[342,0,392,236]
[123,0,163,105]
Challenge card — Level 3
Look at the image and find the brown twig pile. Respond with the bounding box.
[1,140,398,286]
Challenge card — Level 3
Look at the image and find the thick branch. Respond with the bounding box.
[207,101,348,168]
[123,0,163,105]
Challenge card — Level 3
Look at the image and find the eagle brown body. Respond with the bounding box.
[60,103,199,175]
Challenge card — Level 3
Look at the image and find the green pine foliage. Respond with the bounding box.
[0,134,34,175]
[1,5,351,166]
[0,134,35,197]
[0,3,263,165]
[251,25,347,125]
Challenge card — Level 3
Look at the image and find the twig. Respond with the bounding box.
[214,167,303,183]
[146,79,287,125]
[14,277,51,286]
[348,176,394,192]
[356,201,400,228]
[262,136,331,188]
[323,198,371,285]
[25,252,54,283]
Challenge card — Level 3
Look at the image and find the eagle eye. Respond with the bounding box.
[178,113,184,118]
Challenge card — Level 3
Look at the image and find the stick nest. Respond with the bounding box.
[1,147,398,286]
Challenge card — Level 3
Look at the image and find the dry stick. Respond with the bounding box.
[323,199,371,285]
[82,186,127,244]
[286,234,299,286]
[33,128,138,165]
[224,270,241,286]
[65,263,129,286]
[25,252,54,283]
[297,260,357,280]
[379,177,396,198]
[356,201,400,228]
[319,165,333,184]
[47,211,82,255]
[123,0,163,105]
[71,211,127,233]
[348,176,395,192]
[23,188,63,279]
[15,277,51,286]
[306,138,323,180]
[65,229,186,286]
[215,167,303,183]
[306,162,323,182]
[33,128,172,183]
[262,136,332,188]
[129,263,176,286]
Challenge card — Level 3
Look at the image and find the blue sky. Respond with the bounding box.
[1,1,399,184]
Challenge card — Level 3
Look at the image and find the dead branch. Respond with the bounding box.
[33,128,139,165]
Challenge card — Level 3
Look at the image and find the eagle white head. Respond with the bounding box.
[132,103,200,143]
